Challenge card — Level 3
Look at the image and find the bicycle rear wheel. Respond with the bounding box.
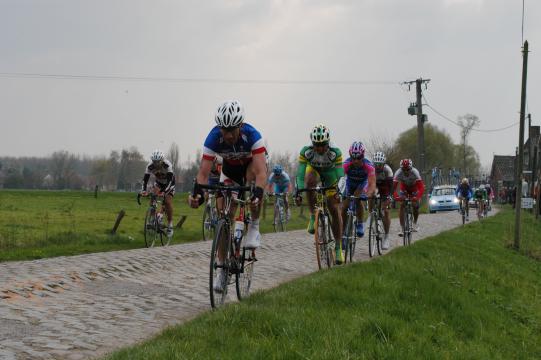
[210,219,231,309]
[368,213,377,257]
[144,209,159,248]
[376,217,384,255]
[202,204,216,241]
[314,210,332,269]
[236,248,256,301]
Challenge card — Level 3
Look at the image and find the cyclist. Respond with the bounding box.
[341,141,376,239]
[392,159,425,235]
[266,164,292,220]
[455,178,473,221]
[188,100,267,292]
[295,124,344,264]
[484,183,493,211]
[140,149,176,238]
[371,151,394,250]
[474,184,488,217]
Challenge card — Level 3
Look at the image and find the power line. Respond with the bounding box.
[0,72,400,86]
[422,94,519,133]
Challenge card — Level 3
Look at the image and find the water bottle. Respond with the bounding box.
[234,220,244,243]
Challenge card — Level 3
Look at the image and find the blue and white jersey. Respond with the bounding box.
[268,172,291,188]
[202,123,266,166]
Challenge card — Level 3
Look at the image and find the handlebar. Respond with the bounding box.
[296,185,337,194]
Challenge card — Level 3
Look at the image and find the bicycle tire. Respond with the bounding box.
[368,212,377,257]
[350,219,357,262]
[210,219,231,309]
[325,214,335,267]
[273,201,285,232]
[236,248,255,301]
[405,211,413,246]
[202,204,215,241]
[343,213,352,264]
[376,217,384,255]
[144,209,158,248]
[314,210,332,269]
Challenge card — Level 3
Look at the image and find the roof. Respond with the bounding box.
[491,155,515,182]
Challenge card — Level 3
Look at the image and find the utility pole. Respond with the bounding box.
[515,40,529,249]
[404,77,430,180]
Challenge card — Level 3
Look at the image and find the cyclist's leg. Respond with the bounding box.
[341,197,350,230]
[381,197,391,234]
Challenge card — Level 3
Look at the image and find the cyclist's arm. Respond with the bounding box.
[266,174,274,193]
[251,152,267,189]
[415,180,425,199]
[142,173,150,192]
[296,151,308,190]
[163,172,175,194]
[195,157,213,186]
[333,150,344,180]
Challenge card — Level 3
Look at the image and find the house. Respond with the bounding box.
[490,155,515,200]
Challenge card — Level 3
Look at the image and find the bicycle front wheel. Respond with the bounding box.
[376,218,384,255]
[314,210,332,269]
[273,202,285,232]
[368,213,377,257]
[210,219,231,309]
[404,211,413,246]
[343,213,352,264]
[144,209,159,248]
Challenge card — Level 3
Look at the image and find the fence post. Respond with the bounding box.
[111,210,126,235]
[176,215,187,229]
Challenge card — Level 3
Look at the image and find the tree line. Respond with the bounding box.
[0,124,481,191]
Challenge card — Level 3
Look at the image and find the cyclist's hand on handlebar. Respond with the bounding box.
[188,194,203,208]
[295,195,302,206]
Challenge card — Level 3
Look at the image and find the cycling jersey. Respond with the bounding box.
[455,183,473,199]
[268,172,291,193]
[343,157,375,196]
[375,164,394,197]
[393,167,424,198]
[474,189,487,200]
[142,160,175,194]
[202,123,266,166]
[296,145,344,190]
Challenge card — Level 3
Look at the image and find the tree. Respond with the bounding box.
[168,142,181,179]
[50,150,78,189]
[457,114,480,176]
[367,132,401,171]
[116,147,145,191]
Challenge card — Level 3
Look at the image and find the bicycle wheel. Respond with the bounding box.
[273,202,285,232]
[236,248,255,301]
[144,209,159,248]
[348,217,357,263]
[210,219,231,309]
[160,223,169,246]
[202,204,215,241]
[343,213,352,264]
[314,210,332,269]
[376,217,384,255]
[325,214,335,267]
[368,212,377,257]
[405,211,413,246]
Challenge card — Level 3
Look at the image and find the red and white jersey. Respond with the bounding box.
[393,167,422,187]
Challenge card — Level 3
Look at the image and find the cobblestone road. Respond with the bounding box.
[0,210,494,359]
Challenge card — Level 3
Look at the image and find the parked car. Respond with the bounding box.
[429,185,460,213]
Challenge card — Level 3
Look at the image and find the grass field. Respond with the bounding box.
[0,190,312,261]
[105,208,541,359]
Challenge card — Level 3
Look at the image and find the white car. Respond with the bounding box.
[429,185,460,213]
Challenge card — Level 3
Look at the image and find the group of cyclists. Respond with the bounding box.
[455,178,492,220]
[140,99,427,290]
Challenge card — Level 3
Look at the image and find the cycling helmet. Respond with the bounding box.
[400,158,413,170]
[273,164,283,176]
[479,184,485,189]
[150,149,164,162]
[349,141,366,159]
[373,151,386,164]
[215,100,245,128]
[462,178,469,184]
[310,124,330,144]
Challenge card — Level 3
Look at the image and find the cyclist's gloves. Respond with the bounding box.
[250,186,264,205]
[192,183,205,206]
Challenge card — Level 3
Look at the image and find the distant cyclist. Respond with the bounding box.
[484,183,493,210]
[188,100,267,293]
[295,124,344,264]
[474,184,488,217]
[341,141,376,238]
[455,178,473,221]
[140,149,176,238]
[266,164,292,220]
[392,159,425,235]
[371,151,394,250]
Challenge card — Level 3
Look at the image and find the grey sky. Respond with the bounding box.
[0,0,539,168]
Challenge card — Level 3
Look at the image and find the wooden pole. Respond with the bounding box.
[111,209,126,235]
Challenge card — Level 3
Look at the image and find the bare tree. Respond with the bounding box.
[457,114,480,176]
[168,142,181,178]
[366,131,400,170]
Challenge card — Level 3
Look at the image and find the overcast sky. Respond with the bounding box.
[0,0,539,168]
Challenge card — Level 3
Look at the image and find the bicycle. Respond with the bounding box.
[137,192,170,247]
[483,199,489,218]
[367,195,386,258]
[196,183,257,309]
[297,185,337,269]
[475,198,485,220]
[202,191,218,241]
[459,197,468,226]
[397,195,414,246]
[341,194,364,263]
[269,192,288,232]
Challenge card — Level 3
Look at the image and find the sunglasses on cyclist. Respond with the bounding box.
[350,154,363,160]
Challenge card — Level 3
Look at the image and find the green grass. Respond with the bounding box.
[105,208,541,359]
[0,190,311,262]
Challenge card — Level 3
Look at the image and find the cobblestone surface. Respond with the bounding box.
[0,210,495,359]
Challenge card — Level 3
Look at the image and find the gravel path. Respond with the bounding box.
[0,210,495,359]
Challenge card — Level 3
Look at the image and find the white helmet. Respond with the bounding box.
[373,151,386,164]
[215,100,245,128]
[310,124,330,144]
[150,149,164,162]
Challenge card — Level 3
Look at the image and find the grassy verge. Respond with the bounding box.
[106,208,541,359]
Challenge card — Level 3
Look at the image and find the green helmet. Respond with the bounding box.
[310,124,330,144]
